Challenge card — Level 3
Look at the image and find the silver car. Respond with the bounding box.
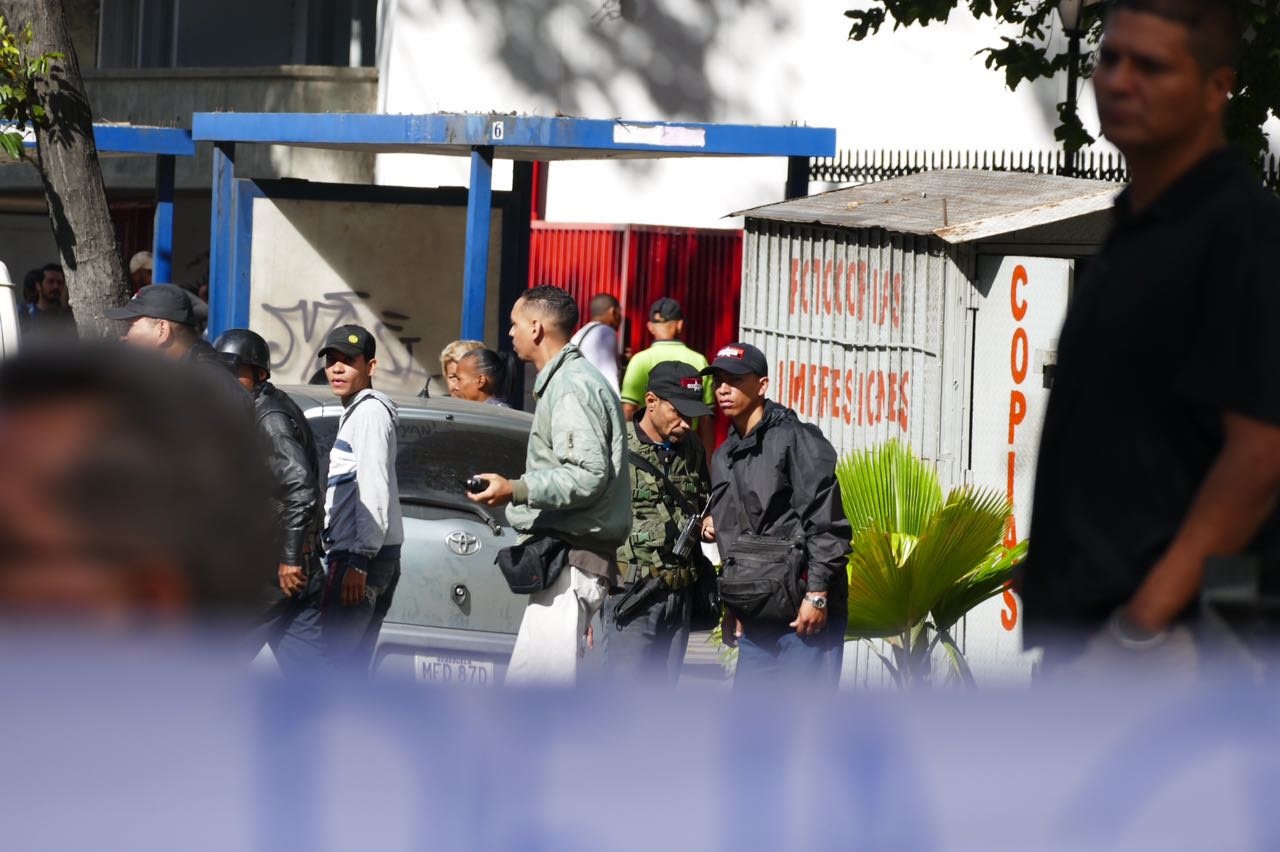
[283,385,529,685]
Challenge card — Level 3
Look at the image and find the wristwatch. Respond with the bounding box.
[804,594,827,611]
[1107,609,1167,651]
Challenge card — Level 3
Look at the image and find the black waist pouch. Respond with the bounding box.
[718,534,805,622]
[688,551,722,632]
[497,535,569,594]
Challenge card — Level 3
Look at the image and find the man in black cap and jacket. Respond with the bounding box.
[701,342,850,686]
[107,285,249,416]
[215,328,325,672]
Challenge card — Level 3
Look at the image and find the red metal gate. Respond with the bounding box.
[529,222,743,445]
[529,222,743,367]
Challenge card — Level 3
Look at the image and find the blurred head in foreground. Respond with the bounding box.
[0,344,274,630]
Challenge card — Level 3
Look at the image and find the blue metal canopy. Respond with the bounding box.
[191,111,836,339]
[17,124,195,157]
[17,124,195,283]
[191,112,833,159]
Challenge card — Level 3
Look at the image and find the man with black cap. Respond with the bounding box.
[215,328,325,672]
[107,285,249,414]
[701,342,850,686]
[620,297,715,451]
[317,323,403,672]
[603,360,712,681]
[107,284,210,360]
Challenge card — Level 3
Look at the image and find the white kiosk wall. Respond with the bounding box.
[965,254,1073,681]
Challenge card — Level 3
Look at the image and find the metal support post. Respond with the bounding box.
[461,145,494,341]
[208,142,237,339]
[785,155,810,200]
[1064,31,1081,178]
[152,154,176,284]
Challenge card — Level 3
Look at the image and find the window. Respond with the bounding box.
[311,411,530,523]
[97,0,376,68]
[395,417,528,503]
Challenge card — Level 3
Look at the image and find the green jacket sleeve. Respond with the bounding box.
[514,389,611,509]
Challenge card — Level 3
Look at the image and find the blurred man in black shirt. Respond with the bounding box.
[1020,0,1280,673]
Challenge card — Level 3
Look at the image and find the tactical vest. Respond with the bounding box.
[619,420,709,590]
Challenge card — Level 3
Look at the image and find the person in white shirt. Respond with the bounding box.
[318,324,404,673]
[569,292,622,396]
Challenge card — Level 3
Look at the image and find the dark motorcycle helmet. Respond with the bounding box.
[213,328,271,377]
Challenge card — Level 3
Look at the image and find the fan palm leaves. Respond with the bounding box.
[835,441,1025,686]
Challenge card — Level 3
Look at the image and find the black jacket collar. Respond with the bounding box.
[1114,146,1248,229]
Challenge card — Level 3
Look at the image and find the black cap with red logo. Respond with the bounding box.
[647,360,712,419]
[701,342,768,377]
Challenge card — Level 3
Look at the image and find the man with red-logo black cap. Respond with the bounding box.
[701,342,850,686]
[604,360,712,681]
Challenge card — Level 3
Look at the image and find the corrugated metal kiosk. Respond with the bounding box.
[737,169,1119,684]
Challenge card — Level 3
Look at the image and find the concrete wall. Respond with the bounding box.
[0,66,378,193]
[0,66,375,283]
[247,197,504,396]
[377,0,1108,227]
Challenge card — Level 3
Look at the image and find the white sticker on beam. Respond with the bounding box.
[612,124,706,148]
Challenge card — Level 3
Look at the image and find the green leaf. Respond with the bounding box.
[845,526,916,637]
[930,539,1027,632]
[936,627,976,687]
[836,439,942,539]
[836,441,1019,683]
[0,131,24,160]
[900,485,1010,622]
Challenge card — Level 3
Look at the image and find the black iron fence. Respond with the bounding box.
[810,148,1280,191]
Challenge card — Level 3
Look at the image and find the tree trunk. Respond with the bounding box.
[9,0,129,339]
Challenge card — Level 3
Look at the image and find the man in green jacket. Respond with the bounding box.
[604,361,711,681]
[470,285,631,684]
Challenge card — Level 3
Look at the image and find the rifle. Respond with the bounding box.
[612,573,667,627]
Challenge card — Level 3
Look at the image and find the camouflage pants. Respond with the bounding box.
[601,586,691,683]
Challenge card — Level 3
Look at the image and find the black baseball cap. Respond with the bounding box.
[104,285,196,326]
[318,324,377,359]
[702,342,769,377]
[647,361,712,419]
[649,297,683,322]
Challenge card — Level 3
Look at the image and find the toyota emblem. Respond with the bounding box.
[446,531,481,556]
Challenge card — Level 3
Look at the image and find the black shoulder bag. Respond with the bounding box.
[496,535,569,594]
[717,465,806,623]
[628,453,721,631]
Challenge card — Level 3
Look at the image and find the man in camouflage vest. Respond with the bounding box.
[603,361,712,681]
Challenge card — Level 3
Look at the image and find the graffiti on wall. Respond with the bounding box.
[260,291,432,389]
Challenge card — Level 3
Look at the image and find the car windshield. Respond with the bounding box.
[311,413,528,525]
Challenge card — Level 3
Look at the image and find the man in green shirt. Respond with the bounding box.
[620,297,715,450]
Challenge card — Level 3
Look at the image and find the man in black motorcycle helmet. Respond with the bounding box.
[214,328,325,672]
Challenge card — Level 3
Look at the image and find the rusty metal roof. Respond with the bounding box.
[736,169,1120,244]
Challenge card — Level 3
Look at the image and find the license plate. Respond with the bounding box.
[414,654,495,686]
